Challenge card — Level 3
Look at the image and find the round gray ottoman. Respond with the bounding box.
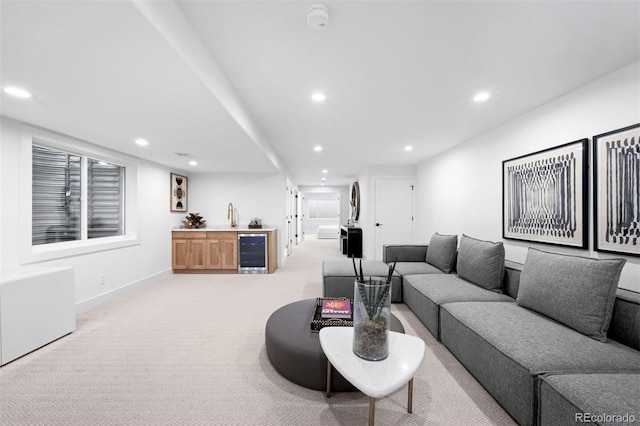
[265,298,405,391]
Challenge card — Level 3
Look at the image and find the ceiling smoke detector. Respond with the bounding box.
[307,5,329,30]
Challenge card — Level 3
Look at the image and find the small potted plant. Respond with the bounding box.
[248,217,262,229]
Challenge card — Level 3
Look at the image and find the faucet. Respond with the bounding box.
[227,202,237,228]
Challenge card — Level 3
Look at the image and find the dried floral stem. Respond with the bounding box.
[352,259,396,321]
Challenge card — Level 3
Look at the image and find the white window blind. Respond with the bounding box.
[32,145,81,245]
[308,199,338,219]
[32,144,125,246]
[88,159,124,239]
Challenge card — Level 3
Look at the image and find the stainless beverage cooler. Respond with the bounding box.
[238,233,268,273]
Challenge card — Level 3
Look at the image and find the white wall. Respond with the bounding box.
[415,61,640,292]
[298,185,350,236]
[0,116,177,309]
[188,172,287,263]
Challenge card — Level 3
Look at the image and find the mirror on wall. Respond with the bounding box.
[351,181,360,221]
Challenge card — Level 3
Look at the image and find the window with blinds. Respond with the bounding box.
[307,199,338,219]
[32,144,125,246]
[88,159,125,239]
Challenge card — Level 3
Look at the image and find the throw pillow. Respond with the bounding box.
[516,248,626,342]
[425,233,458,273]
[456,234,505,292]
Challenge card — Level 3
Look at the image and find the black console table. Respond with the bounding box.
[340,226,362,258]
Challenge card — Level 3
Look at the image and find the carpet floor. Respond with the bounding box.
[0,236,516,425]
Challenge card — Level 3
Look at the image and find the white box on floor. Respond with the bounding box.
[0,266,75,365]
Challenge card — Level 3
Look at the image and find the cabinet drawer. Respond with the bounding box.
[206,231,237,240]
[172,231,206,239]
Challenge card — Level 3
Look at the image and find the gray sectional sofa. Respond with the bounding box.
[378,234,640,426]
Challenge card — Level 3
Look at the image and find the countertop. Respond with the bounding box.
[172,226,276,232]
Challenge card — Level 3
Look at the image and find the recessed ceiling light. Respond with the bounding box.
[189,160,198,166]
[313,145,323,152]
[311,92,326,102]
[322,169,328,174]
[321,178,326,182]
[135,138,149,147]
[3,86,32,99]
[473,91,491,103]
[404,145,413,152]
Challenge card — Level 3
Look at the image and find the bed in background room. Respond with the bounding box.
[317,225,339,239]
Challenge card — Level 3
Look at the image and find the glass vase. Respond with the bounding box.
[352,277,391,361]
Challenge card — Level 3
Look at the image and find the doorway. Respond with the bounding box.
[373,178,414,260]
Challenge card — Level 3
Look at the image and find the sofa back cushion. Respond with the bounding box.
[456,235,505,292]
[517,248,626,342]
[425,233,458,273]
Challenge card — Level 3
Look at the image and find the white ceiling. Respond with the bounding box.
[2,1,639,186]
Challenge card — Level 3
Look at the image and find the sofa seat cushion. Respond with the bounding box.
[402,274,513,339]
[425,233,458,273]
[440,302,640,426]
[539,373,640,426]
[393,261,444,277]
[405,274,514,305]
[517,248,626,342]
[456,234,505,292]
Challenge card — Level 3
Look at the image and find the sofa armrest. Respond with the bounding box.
[383,244,428,263]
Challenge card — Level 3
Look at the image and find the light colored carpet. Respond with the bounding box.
[0,236,516,425]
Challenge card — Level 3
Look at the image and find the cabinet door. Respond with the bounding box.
[172,239,189,269]
[190,240,208,269]
[206,239,222,269]
[220,238,238,270]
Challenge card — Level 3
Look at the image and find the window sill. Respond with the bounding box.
[24,235,140,264]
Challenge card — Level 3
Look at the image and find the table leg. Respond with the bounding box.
[326,359,331,398]
[407,378,414,414]
[368,397,375,426]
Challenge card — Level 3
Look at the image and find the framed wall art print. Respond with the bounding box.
[503,139,588,248]
[593,123,640,256]
[170,173,188,212]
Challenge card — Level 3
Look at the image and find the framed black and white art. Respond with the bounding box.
[593,123,640,257]
[170,173,188,212]
[503,139,588,248]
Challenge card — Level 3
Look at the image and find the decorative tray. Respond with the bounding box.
[310,297,354,333]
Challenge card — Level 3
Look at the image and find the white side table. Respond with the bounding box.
[319,327,425,426]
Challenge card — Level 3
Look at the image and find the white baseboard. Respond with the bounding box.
[75,269,172,314]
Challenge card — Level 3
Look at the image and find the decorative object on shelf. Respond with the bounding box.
[182,212,206,229]
[502,139,588,249]
[350,181,360,224]
[352,258,395,361]
[248,217,263,229]
[348,199,356,227]
[593,123,640,256]
[170,173,188,212]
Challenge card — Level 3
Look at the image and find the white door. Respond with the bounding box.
[285,186,292,257]
[373,178,414,260]
[293,189,299,245]
[297,191,304,244]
